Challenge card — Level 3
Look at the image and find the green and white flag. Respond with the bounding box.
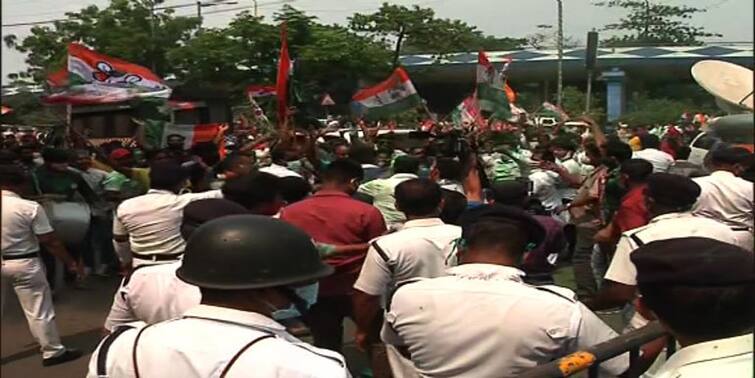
[351,67,421,120]
[476,50,511,120]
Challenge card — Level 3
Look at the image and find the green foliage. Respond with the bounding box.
[166,12,278,93]
[475,36,528,52]
[526,25,579,49]
[0,91,65,126]
[558,86,605,122]
[594,0,721,47]
[275,6,393,114]
[349,2,525,65]
[3,0,200,82]
[619,92,702,126]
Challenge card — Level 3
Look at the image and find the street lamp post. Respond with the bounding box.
[556,0,563,107]
[196,0,238,32]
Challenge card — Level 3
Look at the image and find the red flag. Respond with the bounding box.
[47,67,69,87]
[504,82,517,103]
[246,84,276,97]
[276,23,290,124]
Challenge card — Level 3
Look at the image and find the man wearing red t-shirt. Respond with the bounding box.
[279,159,386,352]
[595,159,653,244]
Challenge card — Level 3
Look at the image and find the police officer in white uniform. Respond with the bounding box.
[587,173,748,330]
[1,164,84,366]
[89,215,350,378]
[353,178,460,377]
[113,159,222,268]
[381,205,629,378]
[632,238,754,378]
[103,199,247,332]
[692,146,754,249]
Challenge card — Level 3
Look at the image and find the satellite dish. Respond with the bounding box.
[691,60,754,113]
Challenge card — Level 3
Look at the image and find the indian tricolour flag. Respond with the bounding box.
[351,67,421,120]
[476,51,511,120]
[450,95,481,129]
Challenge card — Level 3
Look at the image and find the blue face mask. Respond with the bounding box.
[271,283,319,321]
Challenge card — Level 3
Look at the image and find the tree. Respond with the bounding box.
[526,25,579,49]
[3,0,200,83]
[619,90,718,126]
[0,91,66,126]
[476,36,527,52]
[349,3,524,66]
[349,3,434,66]
[557,86,605,121]
[166,12,279,93]
[594,0,721,47]
[269,6,393,115]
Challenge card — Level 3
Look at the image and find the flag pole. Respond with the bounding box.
[65,102,72,147]
[247,93,271,129]
[420,99,437,123]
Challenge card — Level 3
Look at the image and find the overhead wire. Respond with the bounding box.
[1,0,290,27]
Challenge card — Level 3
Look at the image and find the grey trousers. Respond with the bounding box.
[573,225,599,299]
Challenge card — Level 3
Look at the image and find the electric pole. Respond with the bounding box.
[196,1,203,32]
[556,0,564,107]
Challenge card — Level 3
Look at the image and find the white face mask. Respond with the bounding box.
[269,283,319,321]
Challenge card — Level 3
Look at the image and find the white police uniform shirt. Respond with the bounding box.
[259,163,303,178]
[605,212,748,330]
[693,171,754,246]
[103,261,200,331]
[353,218,461,298]
[1,190,53,257]
[1,190,67,359]
[113,189,223,264]
[88,305,351,378]
[632,148,674,173]
[529,168,563,212]
[557,156,585,201]
[381,264,629,378]
[653,334,753,378]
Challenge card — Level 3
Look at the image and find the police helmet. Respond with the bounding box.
[177,215,333,290]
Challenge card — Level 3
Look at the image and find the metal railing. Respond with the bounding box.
[520,321,675,378]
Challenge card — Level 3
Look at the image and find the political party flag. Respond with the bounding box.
[145,122,227,155]
[450,95,481,128]
[276,23,291,123]
[351,67,421,120]
[44,43,170,104]
[47,67,69,87]
[246,84,276,97]
[476,51,511,120]
[542,101,570,121]
[497,56,516,103]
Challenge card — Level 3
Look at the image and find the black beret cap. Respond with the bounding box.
[181,199,248,241]
[490,180,529,203]
[459,204,546,248]
[632,237,754,286]
[646,173,701,208]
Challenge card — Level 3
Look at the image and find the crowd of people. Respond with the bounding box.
[1,111,753,377]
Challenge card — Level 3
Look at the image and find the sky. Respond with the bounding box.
[1,0,753,84]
